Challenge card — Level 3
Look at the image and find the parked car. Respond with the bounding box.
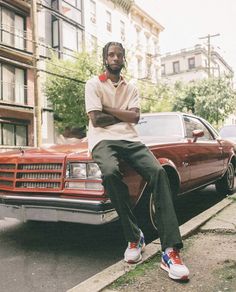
[0,112,235,232]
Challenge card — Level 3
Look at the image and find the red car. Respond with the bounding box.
[0,112,235,232]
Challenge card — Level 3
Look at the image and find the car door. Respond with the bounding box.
[183,115,224,189]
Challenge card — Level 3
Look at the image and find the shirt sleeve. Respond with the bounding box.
[128,85,140,109]
[85,78,103,113]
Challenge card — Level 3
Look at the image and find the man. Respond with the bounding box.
[85,41,189,281]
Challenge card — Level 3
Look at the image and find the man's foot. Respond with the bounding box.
[161,248,189,280]
[124,230,145,264]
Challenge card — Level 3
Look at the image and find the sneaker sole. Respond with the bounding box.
[160,262,189,281]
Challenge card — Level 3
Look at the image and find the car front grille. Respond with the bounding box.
[0,162,63,190]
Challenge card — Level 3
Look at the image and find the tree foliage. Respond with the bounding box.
[45,52,101,133]
[45,51,236,132]
[173,77,236,126]
[138,81,175,113]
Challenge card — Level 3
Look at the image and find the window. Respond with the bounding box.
[188,57,195,69]
[136,28,141,46]
[173,61,180,73]
[52,19,59,47]
[161,64,166,75]
[0,120,28,146]
[62,22,83,56]
[120,20,125,41]
[136,115,183,138]
[155,68,159,82]
[0,7,25,50]
[62,1,82,24]
[63,0,81,9]
[184,116,213,141]
[106,11,112,32]
[145,34,150,52]
[51,0,59,10]
[146,56,151,78]
[0,63,26,105]
[137,59,142,78]
[153,40,158,55]
[90,35,97,52]
[90,0,96,23]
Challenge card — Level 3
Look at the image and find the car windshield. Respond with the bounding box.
[136,115,183,138]
[220,126,236,138]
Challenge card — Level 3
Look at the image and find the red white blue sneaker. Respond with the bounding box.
[124,230,145,264]
[161,248,189,280]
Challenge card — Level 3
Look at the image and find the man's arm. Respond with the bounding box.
[103,106,140,124]
[88,110,121,128]
[88,107,140,128]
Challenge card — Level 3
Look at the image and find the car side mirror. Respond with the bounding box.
[192,129,204,142]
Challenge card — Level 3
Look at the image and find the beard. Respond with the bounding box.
[106,63,124,74]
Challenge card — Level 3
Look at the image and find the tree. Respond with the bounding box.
[173,77,236,126]
[45,52,101,133]
[138,81,175,113]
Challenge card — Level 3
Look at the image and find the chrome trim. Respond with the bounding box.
[0,195,108,205]
[0,204,119,225]
[0,194,119,224]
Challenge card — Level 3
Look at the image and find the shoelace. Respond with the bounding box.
[168,250,183,265]
[129,240,140,249]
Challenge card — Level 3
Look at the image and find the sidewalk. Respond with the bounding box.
[68,194,236,292]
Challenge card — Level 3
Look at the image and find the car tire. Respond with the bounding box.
[134,191,159,237]
[215,162,235,195]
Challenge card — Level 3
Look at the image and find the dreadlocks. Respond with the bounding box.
[102,42,126,68]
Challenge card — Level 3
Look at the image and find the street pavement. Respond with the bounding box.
[67,193,236,292]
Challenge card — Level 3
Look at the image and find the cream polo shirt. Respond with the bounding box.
[85,73,141,151]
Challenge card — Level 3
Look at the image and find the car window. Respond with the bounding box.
[219,126,236,137]
[184,116,214,141]
[136,115,183,137]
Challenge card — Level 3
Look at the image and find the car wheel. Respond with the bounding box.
[215,162,235,195]
[149,192,158,231]
[134,191,159,237]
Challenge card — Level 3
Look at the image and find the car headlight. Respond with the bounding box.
[66,163,86,179]
[66,162,102,179]
[87,163,102,179]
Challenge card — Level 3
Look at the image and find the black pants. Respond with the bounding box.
[92,140,183,250]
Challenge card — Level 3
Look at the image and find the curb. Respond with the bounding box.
[67,195,235,292]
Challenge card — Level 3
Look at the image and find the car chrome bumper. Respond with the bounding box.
[0,194,119,225]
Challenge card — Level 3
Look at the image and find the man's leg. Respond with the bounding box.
[92,140,140,242]
[123,141,189,279]
[122,141,183,250]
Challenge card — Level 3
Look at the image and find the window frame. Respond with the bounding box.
[0,119,28,146]
[0,6,26,50]
[0,62,27,105]
[188,57,195,69]
[106,10,112,32]
[173,61,180,74]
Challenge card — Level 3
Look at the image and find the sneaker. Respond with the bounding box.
[124,230,145,264]
[161,248,189,280]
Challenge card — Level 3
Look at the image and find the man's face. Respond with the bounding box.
[106,45,124,74]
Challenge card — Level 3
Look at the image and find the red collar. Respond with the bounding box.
[98,72,126,84]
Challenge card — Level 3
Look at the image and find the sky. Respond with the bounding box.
[136,0,236,80]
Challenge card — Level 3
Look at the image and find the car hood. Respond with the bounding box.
[0,140,90,160]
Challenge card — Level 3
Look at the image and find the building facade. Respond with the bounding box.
[37,0,84,144]
[0,0,35,152]
[161,44,234,84]
[0,0,163,150]
[0,0,85,151]
[83,0,163,83]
